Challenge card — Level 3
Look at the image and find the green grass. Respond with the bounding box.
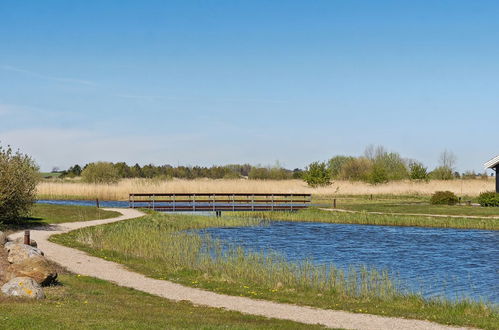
[0,274,324,329]
[231,208,499,230]
[331,198,499,217]
[51,212,498,330]
[1,204,120,231]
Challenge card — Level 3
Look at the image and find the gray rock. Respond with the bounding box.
[0,231,6,245]
[1,276,44,299]
[5,244,44,264]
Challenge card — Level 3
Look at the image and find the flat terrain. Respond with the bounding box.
[330,197,499,217]
[0,274,321,329]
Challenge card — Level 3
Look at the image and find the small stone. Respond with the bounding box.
[5,256,57,286]
[14,237,38,248]
[0,231,6,246]
[1,276,45,299]
[5,244,44,264]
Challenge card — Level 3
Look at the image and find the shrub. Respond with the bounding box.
[477,191,499,207]
[303,161,331,187]
[339,157,372,181]
[0,145,39,222]
[429,166,454,180]
[368,163,388,184]
[409,161,428,181]
[81,162,120,184]
[430,191,458,205]
[327,156,354,179]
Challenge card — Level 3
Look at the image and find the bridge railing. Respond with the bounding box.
[129,193,311,212]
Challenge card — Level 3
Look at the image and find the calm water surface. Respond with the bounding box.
[202,221,498,303]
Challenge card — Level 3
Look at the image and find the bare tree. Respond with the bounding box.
[364,144,387,160]
[439,150,457,169]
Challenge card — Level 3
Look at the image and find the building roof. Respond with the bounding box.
[484,155,499,169]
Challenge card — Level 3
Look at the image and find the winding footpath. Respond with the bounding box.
[9,208,473,330]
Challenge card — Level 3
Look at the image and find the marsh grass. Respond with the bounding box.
[37,178,495,200]
[51,212,498,329]
[230,208,499,230]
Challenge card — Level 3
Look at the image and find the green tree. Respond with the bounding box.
[0,144,39,222]
[81,162,120,184]
[409,161,428,181]
[327,156,354,179]
[303,161,331,187]
[339,157,373,181]
[368,163,388,184]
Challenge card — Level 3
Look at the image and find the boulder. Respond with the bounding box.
[0,231,6,246]
[1,276,44,299]
[5,244,44,264]
[5,256,57,286]
[13,237,37,248]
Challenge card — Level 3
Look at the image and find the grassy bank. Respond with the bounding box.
[0,274,320,329]
[37,178,494,200]
[1,204,120,231]
[51,212,498,329]
[325,196,499,217]
[230,208,499,230]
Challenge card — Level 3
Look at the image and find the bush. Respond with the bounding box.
[409,161,428,181]
[81,162,120,184]
[303,161,331,187]
[429,166,454,180]
[339,157,372,181]
[0,145,39,222]
[477,191,499,207]
[430,191,458,205]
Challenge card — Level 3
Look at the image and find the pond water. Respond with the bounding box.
[37,200,498,303]
[201,221,499,303]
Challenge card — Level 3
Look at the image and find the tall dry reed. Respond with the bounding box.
[38,178,494,200]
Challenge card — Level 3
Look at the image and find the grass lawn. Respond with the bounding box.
[1,204,120,231]
[51,212,499,330]
[313,195,499,217]
[0,274,322,329]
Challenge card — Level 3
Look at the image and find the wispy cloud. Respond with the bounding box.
[1,65,97,86]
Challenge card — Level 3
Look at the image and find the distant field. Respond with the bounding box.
[37,178,494,200]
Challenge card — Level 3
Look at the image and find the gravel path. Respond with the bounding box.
[8,208,473,330]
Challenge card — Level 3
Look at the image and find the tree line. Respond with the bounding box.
[303,145,489,187]
[55,145,489,185]
[60,162,303,183]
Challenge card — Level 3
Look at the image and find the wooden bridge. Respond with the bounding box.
[129,193,311,215]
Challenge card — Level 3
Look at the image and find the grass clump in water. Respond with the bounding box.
[229,208,499,230]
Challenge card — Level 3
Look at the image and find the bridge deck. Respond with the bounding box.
[129,193,311,212]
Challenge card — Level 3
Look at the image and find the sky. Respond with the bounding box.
[1,0,498,172]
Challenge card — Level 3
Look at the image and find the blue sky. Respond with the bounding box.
[1,0,498,172]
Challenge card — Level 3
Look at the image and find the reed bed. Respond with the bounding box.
[37,178,494,200]
[230,209,499,230]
